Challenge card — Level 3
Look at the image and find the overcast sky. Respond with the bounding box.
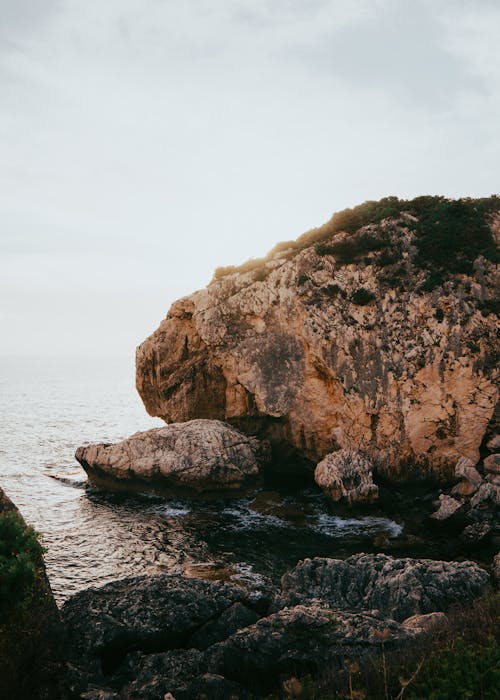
[1,0,499,358]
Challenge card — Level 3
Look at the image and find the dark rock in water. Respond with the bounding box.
[0,487,63,700]
[75,419,270,494]
[278,553,490,621]
[61,573,271,697]
[208,605,415,692]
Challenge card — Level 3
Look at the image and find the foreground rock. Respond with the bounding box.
[136,198,499,481]
[314,450,378,504]
[0,487,63,700]
[61,554,491,698]
[76,419,270,493]
[278,553,490,621]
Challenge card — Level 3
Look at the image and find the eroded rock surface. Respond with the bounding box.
[314,449,378,504]
[278,553,490,621]
[75,419,270,493]
[136,210,498,481]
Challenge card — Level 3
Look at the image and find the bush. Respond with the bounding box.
[0,512,43,621]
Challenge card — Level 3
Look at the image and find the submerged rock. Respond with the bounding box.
[75,419,270,493]
[278,553,490,621]
[314,450,378,504]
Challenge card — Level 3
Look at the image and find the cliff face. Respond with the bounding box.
[136,198,499,481]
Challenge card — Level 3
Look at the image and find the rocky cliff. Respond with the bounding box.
[136,196,499,482]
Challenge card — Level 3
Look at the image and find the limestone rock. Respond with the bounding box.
[136,210,499,482]
[75,419,270,493]
[430,494,463,521]
[470,482,500,508]
[484,453,500,475]
[278,554,490,621]
[209,605,415,692]
[314,450,378,504]
[402,612,448,634]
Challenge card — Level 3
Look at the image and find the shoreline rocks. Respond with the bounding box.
[76,419,270,494]
[60,553,491,698]
[314,450,378,504]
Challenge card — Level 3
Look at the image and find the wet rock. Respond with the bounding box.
[75,419,270,493]
[314,450,378,505]
[278,554,490,621]
[484,453,500,475]
[209,605,415,692]
[402,612,448,634]
[430,494,463,521]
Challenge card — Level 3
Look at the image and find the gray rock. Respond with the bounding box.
[402,612,448,634]
[278,554,490,621]
[460,522,491,545]
[470,482,500,508]
[209,605,415,692]
[430,494,463,521]
[61,573,270,696]
[484,453,500,475]
[75,419,270,493]
[314,450,378,505]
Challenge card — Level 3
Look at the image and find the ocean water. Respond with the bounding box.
[0,356,402,603]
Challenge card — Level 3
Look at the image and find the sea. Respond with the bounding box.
[0,355,402,604]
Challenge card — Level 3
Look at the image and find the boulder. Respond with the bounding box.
[136,202,499,482]
[314,450,378,505]
[486,435,500,453]
[278,554,490,621]
[61,573,270,697]
[208,605,415,692]
[402,612,448,634]
[430,494,463,521]
[470,482,500,508]
[492,552,500,587]
[484,453,500,475]
[75,419,270,493]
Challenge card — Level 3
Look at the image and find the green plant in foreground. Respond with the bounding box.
[0,512,43,621]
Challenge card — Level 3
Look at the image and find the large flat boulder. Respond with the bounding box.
[75,419,270,493]
[278,553,490,621]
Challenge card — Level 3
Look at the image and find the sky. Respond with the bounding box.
[1,0,499,358]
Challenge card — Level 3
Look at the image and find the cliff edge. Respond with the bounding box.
[136,196,499,481]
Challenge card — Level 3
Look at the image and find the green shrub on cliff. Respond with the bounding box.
[0,512,44,621]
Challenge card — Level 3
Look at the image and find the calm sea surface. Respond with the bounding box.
[0,356,402,603]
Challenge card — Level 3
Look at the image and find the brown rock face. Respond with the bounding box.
[136,213,499,482]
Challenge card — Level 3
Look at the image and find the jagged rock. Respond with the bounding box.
[75,419,270,493]
[208,605,415,692]
[314,450,378,505]
[454,457,482,487]
[278,554,490,621]
[430,494,463,521]
[61,573,270,696]
[470,482,500,508]
[484,453,500,475]
[460,522,491,545]
[136,205,498,482]
[486,435,500,453]
[402,612,448,634]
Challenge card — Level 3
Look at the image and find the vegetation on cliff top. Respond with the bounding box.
[212,195,500,286]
